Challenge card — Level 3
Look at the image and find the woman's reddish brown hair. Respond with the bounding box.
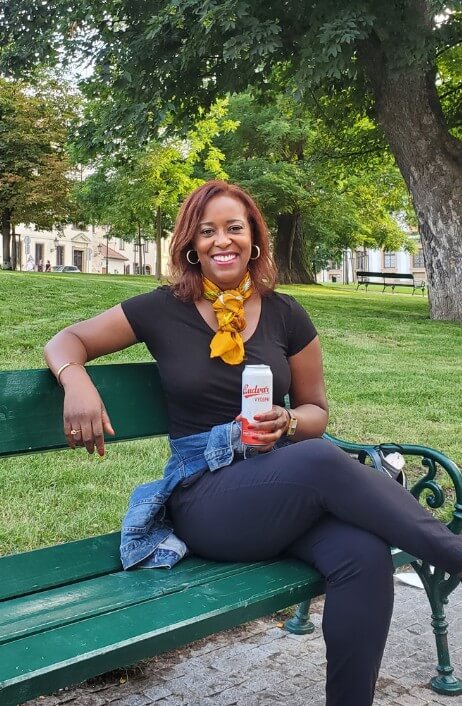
[169,180,277,301]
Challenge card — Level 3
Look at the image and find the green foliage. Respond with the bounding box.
[217,91,413,264]
[1,1,459,142]
[437,41,462,137]
[0,76,77,230]
[74,99,237,243]
[86,144,200,244]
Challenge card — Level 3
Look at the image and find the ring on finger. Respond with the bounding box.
[70,428,82,436]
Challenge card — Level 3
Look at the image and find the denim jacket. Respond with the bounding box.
[120,421,249,569]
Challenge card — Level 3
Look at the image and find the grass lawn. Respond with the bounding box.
[0,271,461,555]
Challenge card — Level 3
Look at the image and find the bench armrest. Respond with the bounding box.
[323,432,462,536]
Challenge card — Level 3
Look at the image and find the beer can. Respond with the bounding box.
[241,364,273,446]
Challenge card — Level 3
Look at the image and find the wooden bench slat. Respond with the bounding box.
[0,533,263,603]
[0,560,325,706]
[0,533,122,601]
[0,546,414,646]
[0,364,169,457]
[0,522,415,605]
[357,270,415,280]
[0,558,272,645]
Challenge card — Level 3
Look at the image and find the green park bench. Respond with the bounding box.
[1,363,461,704]
[356,270,426,295]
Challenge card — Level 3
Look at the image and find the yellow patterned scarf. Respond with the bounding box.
[202,272,253,365]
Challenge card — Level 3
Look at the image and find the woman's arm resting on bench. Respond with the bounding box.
[44,305,138,456]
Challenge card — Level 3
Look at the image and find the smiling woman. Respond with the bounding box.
[169,180,276,302]
[43,179,462,706]
[192,195,252,289]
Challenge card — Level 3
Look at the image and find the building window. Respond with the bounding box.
[143,241,149,253]
[56,245,64,266]
[119,239,125,250]
[35,243,44,268]
[413,248,425,268]
[356,251,368,270]
[326,260,341,271]
[383,251,396,268]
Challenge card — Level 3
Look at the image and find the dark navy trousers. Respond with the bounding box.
[168,439,462,706]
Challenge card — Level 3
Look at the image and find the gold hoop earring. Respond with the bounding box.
[250,244,261,260]
[186,249,200,265]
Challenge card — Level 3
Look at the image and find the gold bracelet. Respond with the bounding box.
[285,408,298,437]
[56,362,85,386]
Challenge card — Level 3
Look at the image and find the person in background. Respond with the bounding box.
[45,260,51,272]
[44,180,462,706]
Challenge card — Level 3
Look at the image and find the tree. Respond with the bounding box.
[1,1,461,318]
[74,100,236,277]
[216,92,413,283]
[0,76,76,268]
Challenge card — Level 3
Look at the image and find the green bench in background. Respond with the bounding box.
[1,363,461,705]
[356,270,426,295]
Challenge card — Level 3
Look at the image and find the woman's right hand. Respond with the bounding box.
[63,376,115,456]
[44,306,137,455]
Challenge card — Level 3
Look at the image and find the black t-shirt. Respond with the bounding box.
[121,286,317,438]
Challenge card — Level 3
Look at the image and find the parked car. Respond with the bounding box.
[51,265,81,273]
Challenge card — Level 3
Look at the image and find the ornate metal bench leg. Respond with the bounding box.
[284,600,315,635]
[412,562,462,695]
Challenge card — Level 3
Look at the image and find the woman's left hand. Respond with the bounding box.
[236,405,289,453]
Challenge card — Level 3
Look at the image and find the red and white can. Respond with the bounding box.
[241,364,273,446]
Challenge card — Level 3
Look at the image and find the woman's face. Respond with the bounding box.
[192,194,253,290]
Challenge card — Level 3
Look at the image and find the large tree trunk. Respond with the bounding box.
[359,34,462,321]
[1,209,12,269]
[274,212,316,284]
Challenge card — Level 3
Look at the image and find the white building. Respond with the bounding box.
[319,242,427,285]
[2,223,171,276]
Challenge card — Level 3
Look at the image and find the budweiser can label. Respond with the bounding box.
[241,364,273,446]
